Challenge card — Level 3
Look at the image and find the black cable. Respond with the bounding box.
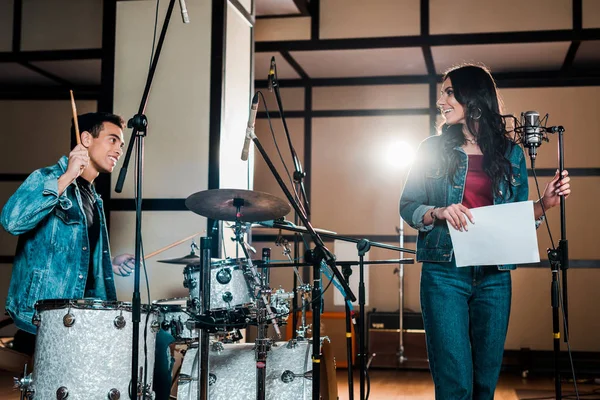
[531,167,556,249]
[530,161,579,399]
[559,274,581,399]
[257,91,307,218]
[365,367,371,400]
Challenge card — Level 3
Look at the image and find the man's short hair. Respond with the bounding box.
[70,112,125,147]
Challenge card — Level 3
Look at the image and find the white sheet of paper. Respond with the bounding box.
[448,201,540,267]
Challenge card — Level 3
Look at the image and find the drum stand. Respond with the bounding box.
[231,211,282,400]
[276,237,312,339]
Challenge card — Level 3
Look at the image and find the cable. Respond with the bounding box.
[257,91,307,218]
[559,273,581,399]
[530,167,556,249]
[530,160,580,399]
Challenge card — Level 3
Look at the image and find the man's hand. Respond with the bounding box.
[112,253,135,277]
[58,144,90,195]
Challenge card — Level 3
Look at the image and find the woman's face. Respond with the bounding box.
[437,77,466,126]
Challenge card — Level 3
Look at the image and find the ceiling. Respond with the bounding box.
[253,0,600,88]
[1,0,600,95]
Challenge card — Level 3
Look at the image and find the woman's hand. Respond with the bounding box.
[435,204,474,231]
[541,170,571,210]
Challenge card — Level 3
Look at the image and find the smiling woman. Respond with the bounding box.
[399,63,571,400]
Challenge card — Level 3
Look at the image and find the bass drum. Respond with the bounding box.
[177,340,336,400]
[31,299,159,400]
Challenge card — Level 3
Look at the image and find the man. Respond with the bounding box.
[1,112,134,347]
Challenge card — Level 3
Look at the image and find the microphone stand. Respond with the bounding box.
[525,125,569,400]
[113,1,179,397]
[248,131,356,400]
[269,59,310,340]
[266,224,415,400]
[545,127,569,400]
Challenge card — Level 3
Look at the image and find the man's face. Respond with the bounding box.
[83,122,125,174]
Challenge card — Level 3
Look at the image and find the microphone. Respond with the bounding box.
[267,57,275,92]
[521,110,543,161]
[241,92,259,161]
[178,0,190,23]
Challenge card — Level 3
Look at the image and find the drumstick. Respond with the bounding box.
[69,90,81,145]
[144,232,202,260]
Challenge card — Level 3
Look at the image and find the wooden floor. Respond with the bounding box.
[2,367,599,400]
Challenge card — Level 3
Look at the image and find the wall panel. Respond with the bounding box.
[583,0,600,28]
[320,0,420,39]
[508,268,600,351]
[0,0,13,52]
[21,0,103,50]
[255,17,311,42]
[430,0,571,34]
[0,182,21,255]
[502,86,600,169]
[0,100,97,174]
[313,84,429,110]
[113,1,212,199]
[311,115,430,235]
[253,117,304,219]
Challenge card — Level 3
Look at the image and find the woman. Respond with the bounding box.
[399,64,570,399]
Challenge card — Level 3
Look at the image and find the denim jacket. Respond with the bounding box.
[1,156,116,334]
[400,135,529,270]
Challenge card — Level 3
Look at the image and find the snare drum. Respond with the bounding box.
[153,298,197,342]
[177,340,336,400]
[183,258,254,311]
[31,299,159,400]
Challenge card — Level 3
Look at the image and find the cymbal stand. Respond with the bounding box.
[276,236,312,339]
[198,237,212,400]
[231,206,281,400]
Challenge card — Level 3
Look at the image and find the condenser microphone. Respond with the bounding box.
[267,57,275,92]
[521,110,543,161]
[179,0,190,23]
[241,92,259,161]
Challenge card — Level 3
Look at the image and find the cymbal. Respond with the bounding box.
[157,253,200,265]
[185,189,291,223]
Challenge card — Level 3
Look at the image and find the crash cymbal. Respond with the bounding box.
[185,189,291,223]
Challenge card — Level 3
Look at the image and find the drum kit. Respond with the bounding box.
[14,188,337,400]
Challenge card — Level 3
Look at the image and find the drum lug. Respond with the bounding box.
[209,373,217,386]
[56,386,69,399]
[150,319,160,333]
[32,314,41,327]
[216,268,232,284]
[114,315,126,329]
[210,341,224,353]
[62,313,75,327]
[281,369,312,383]
[222,292,233,304]
[107,388,120,399]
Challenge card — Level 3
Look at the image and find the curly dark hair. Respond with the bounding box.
[439,64,515,197]
[70,112,125,148]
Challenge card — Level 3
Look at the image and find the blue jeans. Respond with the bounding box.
[420,261,512,400]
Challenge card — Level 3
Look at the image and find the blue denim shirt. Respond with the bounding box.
[1,156,116,334]
[400,135,529,270]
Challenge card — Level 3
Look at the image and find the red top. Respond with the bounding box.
[462,155,493,209]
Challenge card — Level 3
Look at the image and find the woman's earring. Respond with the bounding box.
[471,107,482,120]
